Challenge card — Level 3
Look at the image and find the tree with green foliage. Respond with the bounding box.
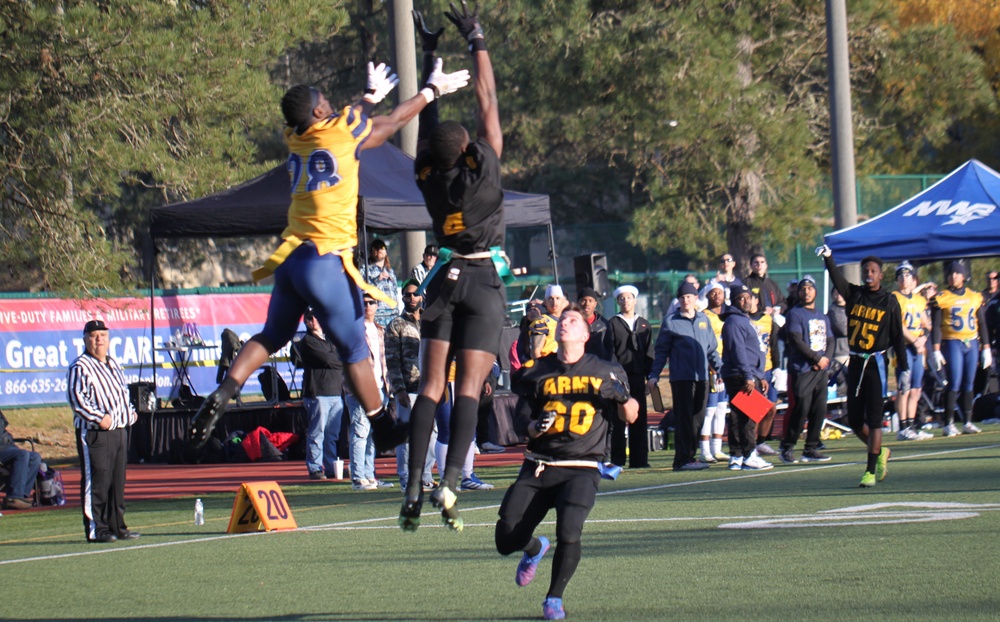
[0,0,348,294]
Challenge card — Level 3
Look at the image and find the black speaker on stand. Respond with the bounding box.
[573,253,610,299]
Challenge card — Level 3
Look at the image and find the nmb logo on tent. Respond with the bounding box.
[902,200,996,226]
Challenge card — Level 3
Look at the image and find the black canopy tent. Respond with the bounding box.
[150,141,554,243]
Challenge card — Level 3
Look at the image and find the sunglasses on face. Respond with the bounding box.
[722,258,734,263]
[402,292,420,298]
[364,300,378,306]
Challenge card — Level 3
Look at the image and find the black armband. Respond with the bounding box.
[468,38,487,53]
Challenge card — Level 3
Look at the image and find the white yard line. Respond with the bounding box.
[3,442,997,566]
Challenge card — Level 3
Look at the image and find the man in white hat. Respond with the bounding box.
[604,284,653,468]
[530,284,569,360]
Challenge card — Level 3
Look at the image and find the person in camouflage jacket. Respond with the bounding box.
[385,279,435,489]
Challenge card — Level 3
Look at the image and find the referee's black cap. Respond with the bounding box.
[83,319,108,334]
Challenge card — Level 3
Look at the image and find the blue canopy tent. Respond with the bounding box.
[824,159,1000,264]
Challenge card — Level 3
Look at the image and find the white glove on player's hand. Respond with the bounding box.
[534,410,557,435]
[931,350,946,372]
[772,311,786,328]
[981,349,992,369]
[363,62,399,104]
[426,57,470,99]
[815,244,832,258]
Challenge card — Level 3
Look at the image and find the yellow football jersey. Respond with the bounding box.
[530,314,559,358]
[282,107,372,255]
[705,308,724,356]
[935,288,983,341]
[892,290,927,338]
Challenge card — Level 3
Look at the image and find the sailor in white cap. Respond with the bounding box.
[605,285,654,468]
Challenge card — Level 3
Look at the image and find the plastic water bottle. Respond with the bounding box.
[194,499,204,526]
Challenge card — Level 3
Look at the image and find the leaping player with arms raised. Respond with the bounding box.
[189,53,470,451]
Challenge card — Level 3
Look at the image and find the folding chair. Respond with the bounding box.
[0,437,41,507]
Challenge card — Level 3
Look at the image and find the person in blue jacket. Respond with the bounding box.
[721,284,773,471]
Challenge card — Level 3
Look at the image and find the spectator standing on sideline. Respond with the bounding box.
[385,279,437,491]
[398,5,508,531]
[981,270,999,302]
[0,408,42,510]
[577,287,609,360]
[785,279,800,311]
[345,293,392,490]
[930,261,990,437]
[892,262,932,440]
[604,285,654,468]
[819,245,907,487]
[712,254,743,305]
[744,253,787,314]
[497,304,639,622]
[298,308,345,480]
[366,239,402,328]
[665,274,703,317]
[721,285,773,471]
[700,282,730,463]
[779,276,834,464]
[188,54,470,449]
[828,286,849,394]
[410,244,439,285]
[477,358,506,454]
[749,293,781,457]
[68,320,140,543]
[648,281,721,471]
[530,285,569,359]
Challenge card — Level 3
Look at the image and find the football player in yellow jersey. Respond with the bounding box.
[700,282,729,463]
[891,262,932,440]
[530,285,568,360]
[930,261,991,436]
[189,55,472,450]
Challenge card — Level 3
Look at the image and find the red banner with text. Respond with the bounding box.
[0,293,301,408]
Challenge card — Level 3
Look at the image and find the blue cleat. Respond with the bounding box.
[515,536,550,587]
[542,596,566,620]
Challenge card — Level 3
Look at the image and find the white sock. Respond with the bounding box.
[711,437,723,456]
[463,442,475,479]
[435,441,448,477]
[699,439,711,458]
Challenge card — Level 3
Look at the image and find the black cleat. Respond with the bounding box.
[398,497,423,532]
[188,388,231,449]
[430,484,463,532]
[371,413,410,452]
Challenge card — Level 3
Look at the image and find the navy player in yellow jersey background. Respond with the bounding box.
[930,261,991,436]
[189,53,471,449]
[399,3,509,532]
[498,304,638,621]
[818,246,907,487]
[891,261,932,440]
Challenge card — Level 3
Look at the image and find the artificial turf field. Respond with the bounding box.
[2,428,999,621]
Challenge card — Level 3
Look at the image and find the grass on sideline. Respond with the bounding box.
[1,429,999,621]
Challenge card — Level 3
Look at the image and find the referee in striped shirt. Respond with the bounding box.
[68,320,139,543]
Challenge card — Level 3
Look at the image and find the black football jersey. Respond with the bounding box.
[414,138,504,255]
[512,353,630,462]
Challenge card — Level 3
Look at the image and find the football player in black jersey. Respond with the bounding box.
[398,3,508,532]
[497,304,639,621]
